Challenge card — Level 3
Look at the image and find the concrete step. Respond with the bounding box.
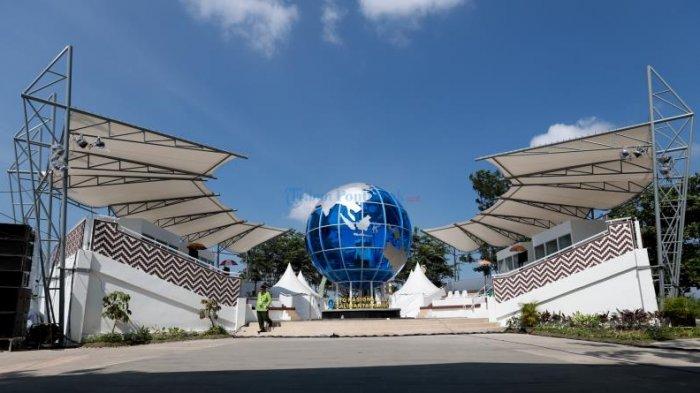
[235,318,504,338]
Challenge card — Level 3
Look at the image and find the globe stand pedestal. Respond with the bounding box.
[321,308,401,319]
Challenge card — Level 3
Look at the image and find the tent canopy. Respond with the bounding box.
[394,263,443,296]
[425,122,653,252]
[61,107,286,253]
[271,264,319,297]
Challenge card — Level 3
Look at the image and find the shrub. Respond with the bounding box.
[84,332,123,344]
[644,325,673,341]
[204,325,228,336]
[615,309,651,330]
[520,302,539,331]
[505,316,522,332]
[663,297,699,327]
[123,326,152,345]
[570,312,601,328]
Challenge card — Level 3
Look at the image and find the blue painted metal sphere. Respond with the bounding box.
[305,183,412,289]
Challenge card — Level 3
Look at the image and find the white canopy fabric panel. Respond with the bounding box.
[59,107,286,253]
[226,226,288,254]
[69,109,243,176]
[501,185,640,210]
[480,123,652,179]
[426,122,654,252]
[424,224,482,252]
[67,180,209,207]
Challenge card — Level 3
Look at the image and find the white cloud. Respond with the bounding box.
[359,0,465,19]
[288,193,321,222]
[321,0,345,45]
[529,117,614,147]
[183,0,299,57]
[358,0,467,45]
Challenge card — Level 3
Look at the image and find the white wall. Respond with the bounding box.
[489,248,658,325]
[65,250,242,342]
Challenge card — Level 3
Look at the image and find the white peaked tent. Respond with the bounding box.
[391,263,445,318]
[271,264,311,296]
[297,271,321,298]
[270,264,321,320]
[394,263,443,297]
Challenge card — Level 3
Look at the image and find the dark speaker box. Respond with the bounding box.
[0,288,31,313]
[0,240,34,257]
[0,288,31,337]
[0,271,30,288]
[0,223,34,241]
[0,256,32,272]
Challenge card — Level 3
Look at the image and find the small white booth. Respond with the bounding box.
[265,264,322,321]
[390,263,445,318]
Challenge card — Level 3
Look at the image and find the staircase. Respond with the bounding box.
[235,318,503,338]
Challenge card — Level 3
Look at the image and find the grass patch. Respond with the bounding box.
[531,325,700,345]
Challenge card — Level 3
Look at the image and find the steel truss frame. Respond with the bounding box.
[647,67,694,298]
[7,46,74,339]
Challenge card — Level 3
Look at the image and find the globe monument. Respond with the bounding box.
[305,183,412,299]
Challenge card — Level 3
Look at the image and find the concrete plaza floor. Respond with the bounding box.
[0,334,698,392]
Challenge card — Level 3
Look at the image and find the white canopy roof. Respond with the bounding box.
[60,107,286,253]
[394,263,443,296]
[426,122,653,252]
[297,272,321,298]
[271,264,318,297]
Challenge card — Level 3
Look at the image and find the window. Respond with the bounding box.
[535,244,545,260]
[558,234,572,250]
[545,240,558,256]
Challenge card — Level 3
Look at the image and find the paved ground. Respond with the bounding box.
[235,317,502,337]
[0,334,698,392]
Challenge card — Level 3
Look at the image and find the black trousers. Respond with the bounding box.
[257,310,273,331]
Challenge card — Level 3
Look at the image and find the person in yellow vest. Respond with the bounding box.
[256,283,273,333]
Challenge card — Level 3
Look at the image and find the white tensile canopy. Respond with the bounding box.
[425,122,653,252]
[61,108,286,253]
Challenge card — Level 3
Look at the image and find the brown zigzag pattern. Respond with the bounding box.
[90,219,241,306]
[493,221,636,302]
[51,219,87,266]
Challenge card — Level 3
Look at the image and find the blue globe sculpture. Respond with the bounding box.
[305,183,412,291]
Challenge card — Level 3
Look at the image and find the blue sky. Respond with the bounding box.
[1,1,699,279]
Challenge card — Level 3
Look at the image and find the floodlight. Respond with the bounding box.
[75,134,88,148]
[92,136,106,150]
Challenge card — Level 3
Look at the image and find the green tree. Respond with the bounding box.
[102,291,132,333]
[469,169,510,211]
[199,298,221,329]
[608,173,699,291]
[398,228,454,286]
[467,169,514,273]
[241,230,320,291]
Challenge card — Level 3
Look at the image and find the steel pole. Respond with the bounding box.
[57,46,73,344]
[647,66,666,300]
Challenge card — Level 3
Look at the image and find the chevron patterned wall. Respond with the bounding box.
[493,221,637,302]
[91,219,241,306]
[51,219,87,266]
